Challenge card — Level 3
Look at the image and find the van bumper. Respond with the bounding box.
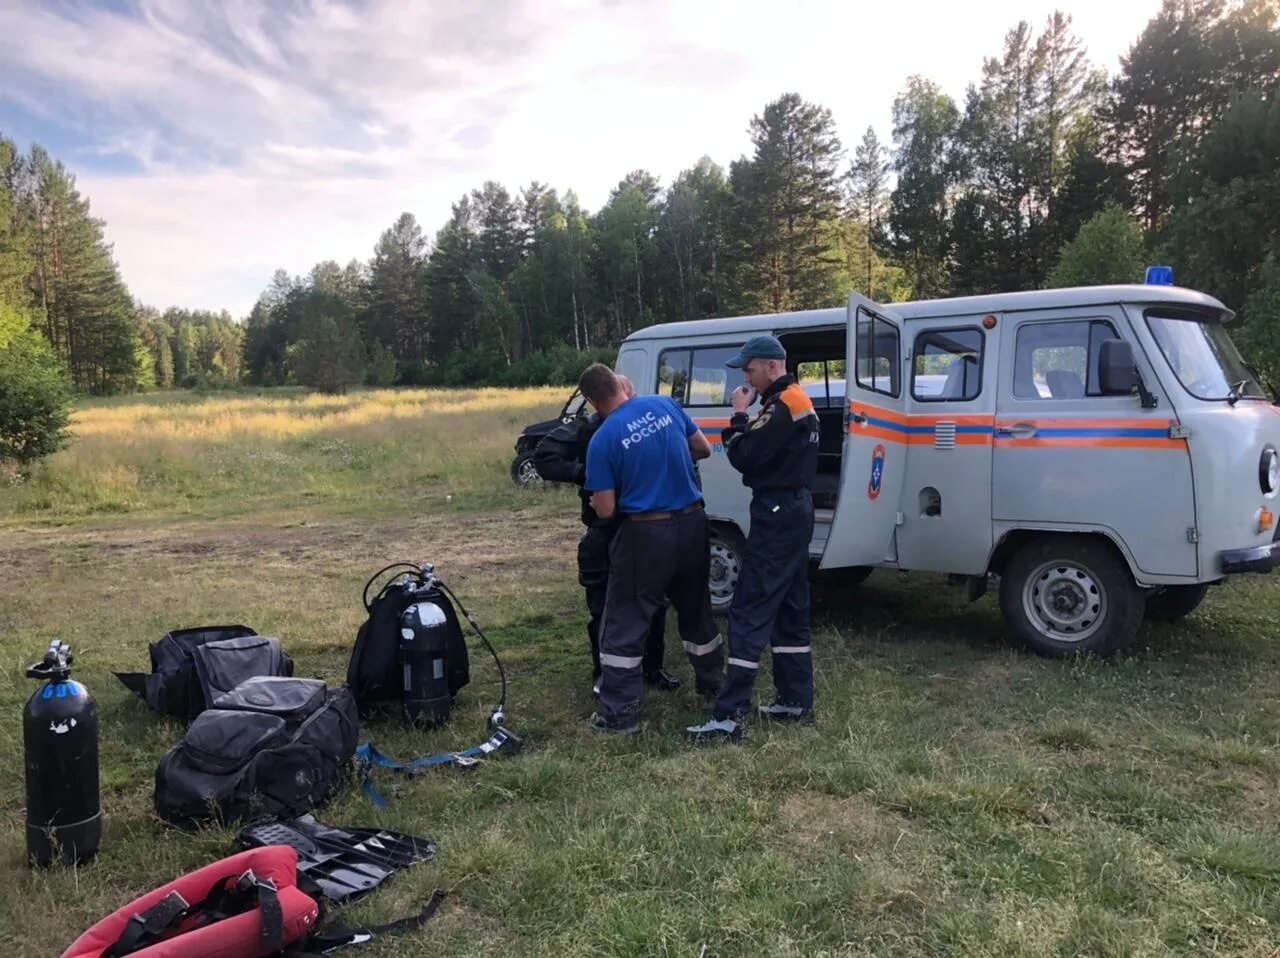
[1219,542,1280,574]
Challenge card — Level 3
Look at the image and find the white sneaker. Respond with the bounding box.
[685,717,743,742]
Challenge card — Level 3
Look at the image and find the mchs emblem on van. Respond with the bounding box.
[868,445,886,501]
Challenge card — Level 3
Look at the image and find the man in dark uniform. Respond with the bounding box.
[687,334,820,742]
[531,376,679,696]
[578,363,725,734]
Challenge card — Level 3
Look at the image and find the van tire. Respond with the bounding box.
[708,525,746,615]
[999,536,1143,657]
[1144,583,1209,623]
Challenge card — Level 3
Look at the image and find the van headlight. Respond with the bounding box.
[1262,446,1279,496]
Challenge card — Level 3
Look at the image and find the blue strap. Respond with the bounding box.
[354,731,521,807]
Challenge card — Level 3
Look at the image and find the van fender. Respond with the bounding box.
[986,522,1184,590]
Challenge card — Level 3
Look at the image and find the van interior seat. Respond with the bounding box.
[1045,369,1085,399]
[939,356,979,400]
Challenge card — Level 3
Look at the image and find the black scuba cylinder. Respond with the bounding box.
[24,640,101,866]
[399,595,455,727]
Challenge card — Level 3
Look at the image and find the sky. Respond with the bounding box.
[0,0,1164,318]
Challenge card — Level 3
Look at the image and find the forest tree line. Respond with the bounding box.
[0,0,1277,440]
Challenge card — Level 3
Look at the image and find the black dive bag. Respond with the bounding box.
[116,626,293,722]
[154,676,358,828]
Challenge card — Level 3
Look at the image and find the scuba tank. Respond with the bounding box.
[24,640,101,866]
[399,572,460,728]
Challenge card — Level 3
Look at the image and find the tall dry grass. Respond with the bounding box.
[0,387,572,521]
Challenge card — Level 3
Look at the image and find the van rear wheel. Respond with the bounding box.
[999,536,1143,657]
[708,525,746,615]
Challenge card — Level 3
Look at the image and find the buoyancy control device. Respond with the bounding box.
[346,562,521,805]
[61,844,446,958]
[25,640,101,866]
[348,562,508,728]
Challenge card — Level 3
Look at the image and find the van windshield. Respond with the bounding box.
[1145,310,1267,402]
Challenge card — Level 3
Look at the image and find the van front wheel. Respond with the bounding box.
[999,536,1143,657]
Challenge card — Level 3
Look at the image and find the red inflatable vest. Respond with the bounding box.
[62,846,319,958]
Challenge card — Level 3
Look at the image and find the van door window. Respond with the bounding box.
[912,328,983,401]
[855,313,900,397]
[658,345,742,406]
[1013,320,1120,400]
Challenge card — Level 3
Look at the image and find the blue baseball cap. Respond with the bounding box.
[726,334,786,368]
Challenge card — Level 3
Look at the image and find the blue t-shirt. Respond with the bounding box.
[585,396,702,513]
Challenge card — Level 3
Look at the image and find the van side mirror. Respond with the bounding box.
[1098,339,1138,395]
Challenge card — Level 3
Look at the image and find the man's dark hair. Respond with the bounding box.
[578,363,622,406]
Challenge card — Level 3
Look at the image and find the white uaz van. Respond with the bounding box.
[612,282,1280,657]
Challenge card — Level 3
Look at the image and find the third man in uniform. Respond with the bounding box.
[687,335,819,742]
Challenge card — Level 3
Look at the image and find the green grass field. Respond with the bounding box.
[2,388,1279,957]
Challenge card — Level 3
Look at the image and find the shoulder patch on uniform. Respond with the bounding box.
[750,411,772,430]
[779,383,815,418]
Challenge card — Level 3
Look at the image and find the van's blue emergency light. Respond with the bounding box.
[1145,265,1174,285]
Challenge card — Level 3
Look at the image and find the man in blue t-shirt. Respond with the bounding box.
[578,363,725,733]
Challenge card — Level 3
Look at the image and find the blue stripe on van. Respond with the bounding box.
[1032,427,1168,439]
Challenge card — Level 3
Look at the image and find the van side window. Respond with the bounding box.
[912,328,983,401]
[855,313,900,397]
[796,360,846,409]
[1013,320,1121,400]
[658,349,690,403]
[658,345,742,406]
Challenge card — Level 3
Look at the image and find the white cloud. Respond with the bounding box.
[0,0,1163,316]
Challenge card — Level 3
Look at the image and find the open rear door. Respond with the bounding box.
[820,292,908,569]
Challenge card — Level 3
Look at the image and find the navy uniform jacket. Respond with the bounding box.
[721,375,819,492]
[531,414,611,527]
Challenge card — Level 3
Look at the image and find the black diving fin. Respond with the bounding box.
[237,813,436,903]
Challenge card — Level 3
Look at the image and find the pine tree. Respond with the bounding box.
[591,172,662,337]
[1036,11,1092,194]
[425,197,481,364]
[366,213,430,365]
[1108,0,1279,231]
[952,21,1049,293]
[24,146,142,393]
[287,290,366,394]
[728,93,845,313]
[888,77,960,297]
[848,127,891,294]
[657,157,732,321]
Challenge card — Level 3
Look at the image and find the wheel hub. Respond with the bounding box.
[708,542,739,602]
[1023,560,1106,642]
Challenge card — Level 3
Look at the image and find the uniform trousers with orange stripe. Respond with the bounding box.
[711,487,815,720]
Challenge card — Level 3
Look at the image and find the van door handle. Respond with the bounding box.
[995,422,1036,439]
[848,410,868,425]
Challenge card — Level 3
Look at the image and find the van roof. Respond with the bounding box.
[622,284,1233,343]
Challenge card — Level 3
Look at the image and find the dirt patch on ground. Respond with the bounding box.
[0,508,582,581]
